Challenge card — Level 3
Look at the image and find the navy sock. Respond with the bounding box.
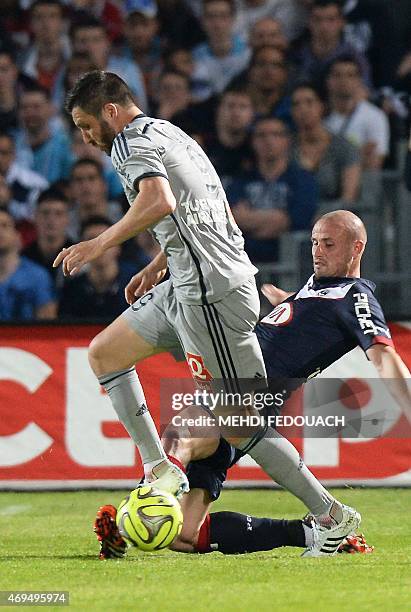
[209,511,306,554]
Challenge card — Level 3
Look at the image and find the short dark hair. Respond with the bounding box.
[37,187,69,207]
[30,0,64,14]
[327,54,362,77]
[81,215,111,237]
[22,83,51,101]
[291,81,326,103]
[159,69,190,85]
[220,84,253,100]
[69,15,106,41]
[65,70,135,117]
[311,0,343,14]
[203,0,236,15]
[71,157,105,178]
[252,116,290,135]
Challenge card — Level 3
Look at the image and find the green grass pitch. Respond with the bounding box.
[1,488,410,611]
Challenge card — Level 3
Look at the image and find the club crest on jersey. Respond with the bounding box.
[261,302,293,326]
[186,352,213,381]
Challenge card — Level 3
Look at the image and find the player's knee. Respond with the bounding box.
[224,435,243,447]
[88,332,109,373]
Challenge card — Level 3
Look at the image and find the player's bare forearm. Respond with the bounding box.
[367,344,411,423]
[149,250,168,274]
[261,284,294,307]
[124,250,168,304]
[98,177,176,250]
[53,177,175,275]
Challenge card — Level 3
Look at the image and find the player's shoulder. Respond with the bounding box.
[338,277,381,313]
[111,114,157,166]
[347,277,377,297]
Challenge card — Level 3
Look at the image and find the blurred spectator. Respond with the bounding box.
[248,16,288,52]
[68,0,124,42]
[234,0,306,43]
[120,0,162,100]
[291,83,361,205]
[342,0,398,87]
[70,15,148,110]
[226,117,318,262]
[191,0,250,101]
[0,175,11,210]
[14,86,74,183]
[157,0,204,50]
[53,51,98,112]
[0,131,48,223]
[0,3,29,52]
[293,0,371,88]
[69,158,123,238]
[155,70,192,121]
[204,86,254,185]
[0,47,37,133]
[0,208,56,320]
[59,215,140,320]
[325,56,390,170]
[165,47,195,79]
[395,45,411,96]
[245,46,291,121]
[20,0,70,93]
[22,188,71,289]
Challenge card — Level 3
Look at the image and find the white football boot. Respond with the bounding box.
[146,459,189,499]
[301,503,361,558]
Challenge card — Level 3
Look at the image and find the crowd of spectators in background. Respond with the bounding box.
[0,0,411,321]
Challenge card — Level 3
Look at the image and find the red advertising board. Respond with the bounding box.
[0,323,410,488]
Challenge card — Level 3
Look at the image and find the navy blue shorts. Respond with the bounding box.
[186,438,243,501]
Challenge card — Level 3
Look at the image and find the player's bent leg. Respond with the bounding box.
[162,416,221,467]
[88,314,162,376]
[89,315,189,498]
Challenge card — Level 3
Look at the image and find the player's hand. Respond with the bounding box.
[53,238,104,276]
[125,266,166,305]
[261,284,290,307]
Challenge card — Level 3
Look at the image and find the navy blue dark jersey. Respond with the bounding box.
[256,274,393,379]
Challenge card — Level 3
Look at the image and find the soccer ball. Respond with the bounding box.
[116,485,183,551]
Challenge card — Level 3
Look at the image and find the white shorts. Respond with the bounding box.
[122,277,266,392]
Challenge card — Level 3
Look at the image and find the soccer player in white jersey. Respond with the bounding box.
[55,71,360,550]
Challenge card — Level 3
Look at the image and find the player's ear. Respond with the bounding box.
[353,240,365,257]
[101,103,118,121]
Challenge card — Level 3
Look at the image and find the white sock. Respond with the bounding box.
[98,367,166,467]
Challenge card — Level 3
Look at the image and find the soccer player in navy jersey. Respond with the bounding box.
[258,209,411,423]
[96,210,406,559]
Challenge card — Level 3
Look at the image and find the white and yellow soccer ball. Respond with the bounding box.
[116,485,183,551]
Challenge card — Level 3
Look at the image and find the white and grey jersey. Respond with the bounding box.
[111,114,257,304]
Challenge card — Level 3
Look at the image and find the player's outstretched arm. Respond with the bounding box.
[367,344,411,423]
[53,177,175,276]
[125,250,168,304]
[261,284,294,307]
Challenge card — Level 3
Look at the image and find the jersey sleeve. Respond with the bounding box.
[336,285,393,353]
[112,132,169,192]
